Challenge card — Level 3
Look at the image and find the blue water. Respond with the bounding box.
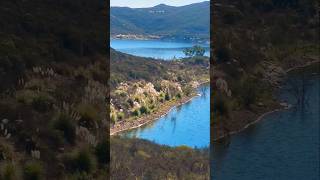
[110,39,210,60]
[212,71,320,180]
[121,85,210,148]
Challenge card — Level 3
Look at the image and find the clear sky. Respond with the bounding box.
[111,0,208,8]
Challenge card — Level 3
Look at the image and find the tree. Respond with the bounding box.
[183,45,206,57]
[183,48,194,57]
[194,45,206,56]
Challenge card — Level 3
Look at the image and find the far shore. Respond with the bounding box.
[110,34,210,43]
[110,81,209,136]
[110,34,161,41]
[213,59,319,142]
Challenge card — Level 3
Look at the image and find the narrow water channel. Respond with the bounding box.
[121,85,210,148]
[212,67,320,180]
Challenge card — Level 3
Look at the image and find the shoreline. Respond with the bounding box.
[110,81,209,135]
[285,59,320,73]
[213,59,319,142]
[110,34,161,41]
[213,107,286,141]
[110,35,210,44]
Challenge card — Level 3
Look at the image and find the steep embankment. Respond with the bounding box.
[212,0,319,141]
[0,0,109,179]
[110,49,209,134]
[109,51,210,178]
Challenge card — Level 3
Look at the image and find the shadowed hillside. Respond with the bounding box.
[212,0,319,141]
[0,0,109,179]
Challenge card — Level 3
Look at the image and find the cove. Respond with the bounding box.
[110,39,210,60]
[212,67,320,180]
[121,85,210,148]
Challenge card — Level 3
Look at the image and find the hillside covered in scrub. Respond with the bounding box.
[0,0,109,179]
[110,49,209,128]
[111,137,209,179]
[212,0,319,141]
[0,0,210,178]
[110,50,210,179]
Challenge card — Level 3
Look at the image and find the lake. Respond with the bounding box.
[121,85,210,148]
[110,39,210,60]
[212,67,320,180]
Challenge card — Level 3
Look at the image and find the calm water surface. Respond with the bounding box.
[212,69,320,180]
[121,85,210,148]
[110,39,210,60]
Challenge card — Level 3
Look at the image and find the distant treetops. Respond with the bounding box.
[183,45,206,57]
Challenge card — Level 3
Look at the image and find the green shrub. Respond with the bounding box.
[183,45,205,57]
[66,172,91,180]
[0,142,14,161]
[16,90,35,104]
[16,90,53,113]
[140,105,150,114]
[23,161,43,180]
[0,162,22,180]
[53,113,76,144]
[117,112,125,120]
[64,148,96,173]
[183,85,193,96]
[31,94,53,113]
[194,57,208,65]
[110,113,117,123]
[77,104,99,129]
[165,92,170,101]
[132,109,141,117]
[46,129,65,147]
[95,139,109,165]
[127,99,134,107]
[149,104,155,110]
[159,92,166,102]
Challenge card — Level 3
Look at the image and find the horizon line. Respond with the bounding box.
[110,0,209,9]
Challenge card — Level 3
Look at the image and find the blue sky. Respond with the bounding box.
[111,0,208,8]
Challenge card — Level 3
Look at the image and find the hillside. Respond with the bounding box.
[0,0,109,179]
[0,0,210,176]
[110,50,210,178]
[212,0,319,142]
[110,1,210,40]
[110,49,209,130]
[111,137,209,179]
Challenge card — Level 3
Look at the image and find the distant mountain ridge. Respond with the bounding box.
[110,1,210,40]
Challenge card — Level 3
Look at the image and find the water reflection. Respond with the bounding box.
[121,85,210,148]
[212,71,319,179]
[170,116,177,134]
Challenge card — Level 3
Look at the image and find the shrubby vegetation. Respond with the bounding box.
[109,33,209,180]
[110,49,209,124]
[0,0,109,179]
[111,137,209,179]
[183,45,206,57]
[212,0,319,140]
[0,0,210,179]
